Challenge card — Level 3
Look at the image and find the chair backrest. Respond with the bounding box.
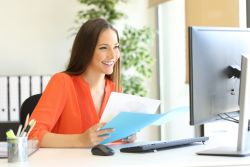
[20,94,42,126]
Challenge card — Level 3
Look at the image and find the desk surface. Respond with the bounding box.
[1,140,250,167]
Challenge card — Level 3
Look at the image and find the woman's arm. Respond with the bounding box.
[29,73,67,144]
[40,123,114,148]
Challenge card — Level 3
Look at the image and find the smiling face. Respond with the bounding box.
[87,28,120,76]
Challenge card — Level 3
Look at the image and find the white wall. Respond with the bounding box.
[158,0,195,140]
[0,0,160,141]
[0,0,157,76]
[0,0,81,75]
[157,0,246,141]
[118,0,160,141]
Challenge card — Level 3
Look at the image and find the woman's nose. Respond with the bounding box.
[108,49,116,59]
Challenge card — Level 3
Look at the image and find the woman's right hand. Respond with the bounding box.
[80,123,114,147]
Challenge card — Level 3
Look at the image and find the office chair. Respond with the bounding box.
[20,94,42,126]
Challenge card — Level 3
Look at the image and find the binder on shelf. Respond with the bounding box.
[42,75,51,92]
[9,76,19,122]
[20,76,30,105]
[0,77,8,122]
[31,76,41,95]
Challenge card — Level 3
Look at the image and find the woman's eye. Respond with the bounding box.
[99,46,107,50]
[114,45,120,49]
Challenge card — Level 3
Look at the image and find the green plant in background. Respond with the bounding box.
[120,26,153,96]
[75,0,154,96]
[76,0,126,24]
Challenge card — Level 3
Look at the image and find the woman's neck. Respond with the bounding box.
[82,72,106,91]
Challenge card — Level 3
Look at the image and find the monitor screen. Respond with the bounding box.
[189,27,250,125]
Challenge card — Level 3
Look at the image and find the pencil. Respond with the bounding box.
[16,124,23,137]
[21,119,36,137]
[27,120,36,136]
[20,114,30,136]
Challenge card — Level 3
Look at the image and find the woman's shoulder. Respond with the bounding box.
[47,72,76,88]
[51,72,72,81]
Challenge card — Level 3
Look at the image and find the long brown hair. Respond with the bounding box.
[65,18,120,91]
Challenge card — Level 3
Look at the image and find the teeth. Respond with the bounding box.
[102,61,114,65]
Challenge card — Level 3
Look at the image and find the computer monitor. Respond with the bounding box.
[189,26,250,156]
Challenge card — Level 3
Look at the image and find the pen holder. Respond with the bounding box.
[7,137,28,163]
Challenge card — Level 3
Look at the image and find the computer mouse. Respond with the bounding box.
[91,144,114,156]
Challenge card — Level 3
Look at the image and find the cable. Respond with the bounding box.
[217,114,239,123]
[223,113,239,123]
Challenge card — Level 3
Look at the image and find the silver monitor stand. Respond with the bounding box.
[197,54,250,157]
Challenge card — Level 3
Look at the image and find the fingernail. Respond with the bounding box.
[104,134,110,138]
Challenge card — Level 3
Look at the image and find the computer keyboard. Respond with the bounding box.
[120,136,209,153]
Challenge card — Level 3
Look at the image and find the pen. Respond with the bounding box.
[20,114,30,136]
[27,120,36,137]
[21,119,36,137]
[16,124,23,137]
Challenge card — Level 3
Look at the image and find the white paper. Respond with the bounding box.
[100,92,161,122]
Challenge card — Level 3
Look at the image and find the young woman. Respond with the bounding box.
[29,18,135,148]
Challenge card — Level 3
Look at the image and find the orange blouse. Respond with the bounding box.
[29,73,116,143]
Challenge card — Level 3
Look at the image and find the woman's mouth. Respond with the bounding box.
[102,61,114,66]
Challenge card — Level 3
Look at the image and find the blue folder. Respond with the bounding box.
[100,112,166,144]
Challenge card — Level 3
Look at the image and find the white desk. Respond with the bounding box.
[1,141,250,167]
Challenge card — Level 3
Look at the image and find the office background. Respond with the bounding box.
[158,0,247,141]
[0,0,159,141]
[0,0,249,142]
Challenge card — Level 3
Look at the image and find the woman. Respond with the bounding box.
[29,18,134,148]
